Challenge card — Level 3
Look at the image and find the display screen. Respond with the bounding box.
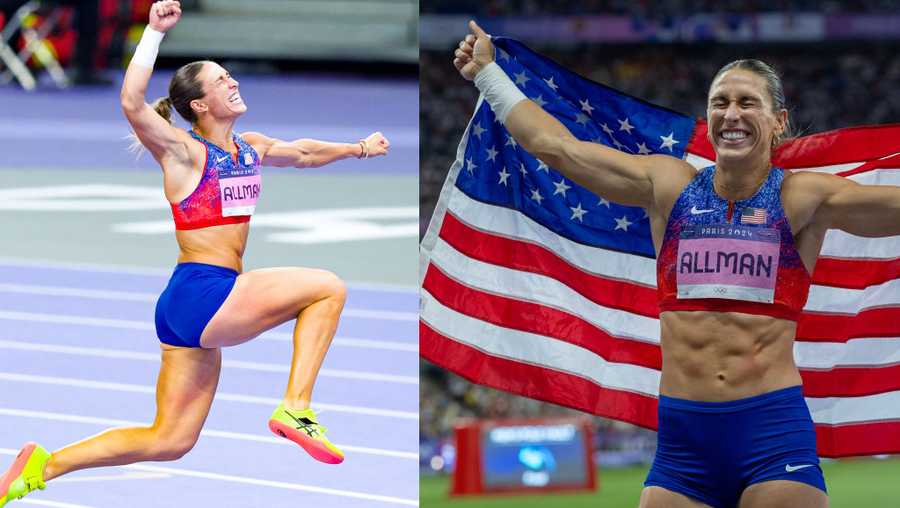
[480,423,589,490]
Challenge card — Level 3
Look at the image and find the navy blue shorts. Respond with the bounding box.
[644,385,826,508]
[155,262,238,348]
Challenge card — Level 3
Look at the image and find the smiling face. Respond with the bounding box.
[189,62,247,120]
[706,68,787,166]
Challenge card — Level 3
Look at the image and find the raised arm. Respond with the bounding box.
[120,1,187,164]
[454,21,692,208]
[790,171,900,238]
[242,131,390,169]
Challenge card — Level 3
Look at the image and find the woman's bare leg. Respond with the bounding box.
[283,294,344,409]
[738,480,828,508]
[41,344,221,481]
[639,487,712,508]
[199,267,346,410]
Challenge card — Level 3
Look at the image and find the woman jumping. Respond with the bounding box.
[0,2,389,505]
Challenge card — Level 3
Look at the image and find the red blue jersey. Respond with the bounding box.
[656,166,811,321]
[171,131,262,230]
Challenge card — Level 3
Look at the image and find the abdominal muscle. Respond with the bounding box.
[658,310,802,402]
[175,223,249,272]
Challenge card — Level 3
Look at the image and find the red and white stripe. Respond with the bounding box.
[421,113,900,458]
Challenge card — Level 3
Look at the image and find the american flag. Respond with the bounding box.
[740,206,767,225]
[420,37,900,458]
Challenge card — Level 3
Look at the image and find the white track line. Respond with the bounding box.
[326,337,417,352]
[343,309,417,322]
[0,372,418,420]
[0,311,148,330]
[0,448,417,506]
[0,283,416,322]
[123,464,419,506]
[53,472,172,483]
[0,408,418,460]
[0,284,157,302]
[0,257,172,276]
[0,257,418,294]
[0,309,417,352]
[20,500,97,508]
[0,339,416,385]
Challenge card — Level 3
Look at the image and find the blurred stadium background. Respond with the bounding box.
[420,1,900,506]
[0,1,419,506]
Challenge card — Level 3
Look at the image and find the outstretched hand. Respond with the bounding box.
[149,1,182,33]
[453,20,495,81]
[364,132,390,158]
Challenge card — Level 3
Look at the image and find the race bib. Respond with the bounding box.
[676,224,780,303]
[218,157,260,217]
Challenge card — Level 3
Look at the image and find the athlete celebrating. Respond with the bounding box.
[0,2,389,505]
[453,20,900,508]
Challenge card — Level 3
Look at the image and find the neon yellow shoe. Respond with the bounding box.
[0,443,50,507]
[268,404,344,464]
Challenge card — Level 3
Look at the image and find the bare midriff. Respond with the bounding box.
[658,310,802,402]
[175,222,249,272]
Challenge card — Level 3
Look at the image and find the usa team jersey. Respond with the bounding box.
[656,166,811,321]
[171,131,262,230]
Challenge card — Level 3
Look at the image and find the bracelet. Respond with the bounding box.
[473,61,528,123]
[358,139,369,159]
[131,26,165,69]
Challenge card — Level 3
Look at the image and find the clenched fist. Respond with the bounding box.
[453,21,495,81]
[149,1,182,33]
[363,132,390,158]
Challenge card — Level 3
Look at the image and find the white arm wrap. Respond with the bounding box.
[473,62,527,123]
[131,27,165,69]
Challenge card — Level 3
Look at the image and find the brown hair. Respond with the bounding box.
[151,96,174,123]
[129,61,210,155]
[152,60,209,125]
[710,59,793,147]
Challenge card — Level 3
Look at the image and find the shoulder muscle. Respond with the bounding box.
[240,131,276,157]
[782,170,850,232]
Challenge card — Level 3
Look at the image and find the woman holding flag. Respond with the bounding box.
[451,20,900,508]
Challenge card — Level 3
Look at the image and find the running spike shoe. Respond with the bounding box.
[268,404,344,464]
[0,443,50,507]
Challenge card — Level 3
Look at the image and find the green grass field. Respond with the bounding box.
[421,458,900,507]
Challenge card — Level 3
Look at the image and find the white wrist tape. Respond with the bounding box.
[131,27,165,69]
[473,62,527,123]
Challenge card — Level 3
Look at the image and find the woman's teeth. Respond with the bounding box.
[722,130,748,140]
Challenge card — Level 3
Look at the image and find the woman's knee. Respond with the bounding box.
[318,270,347,303]
[148,429,200,461]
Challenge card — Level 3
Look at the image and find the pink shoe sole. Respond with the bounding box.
[268,420,344,464]
[0,443,37,496]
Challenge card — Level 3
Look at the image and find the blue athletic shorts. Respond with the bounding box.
[644,385,826,508]
[154,262,238,348]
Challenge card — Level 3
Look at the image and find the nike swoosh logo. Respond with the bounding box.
[216,155,230,163]
[690,206,715,215]
[785,464,814,472]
